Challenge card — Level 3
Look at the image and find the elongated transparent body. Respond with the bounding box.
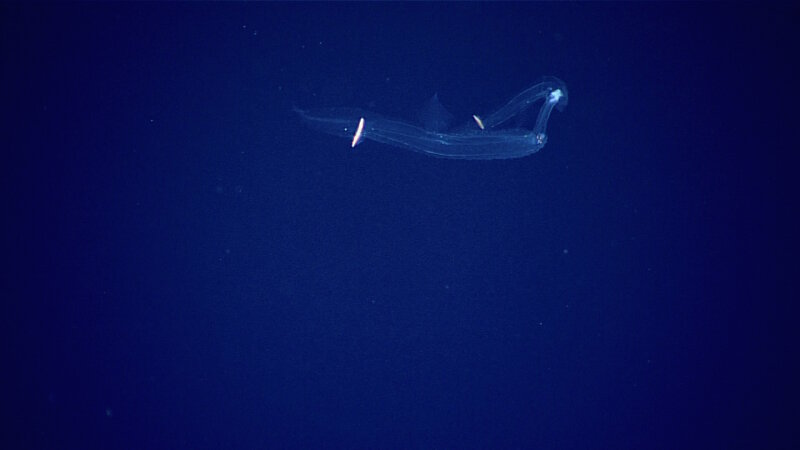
[295,77,568,160]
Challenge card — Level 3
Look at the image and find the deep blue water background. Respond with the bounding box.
[2,3,792,449]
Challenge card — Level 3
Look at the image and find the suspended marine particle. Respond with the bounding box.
[472,114,485,130]
[351,117,365,148]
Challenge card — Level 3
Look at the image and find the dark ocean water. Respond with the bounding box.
[2,3,792,449]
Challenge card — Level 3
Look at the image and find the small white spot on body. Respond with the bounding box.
[548,89,564,104]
